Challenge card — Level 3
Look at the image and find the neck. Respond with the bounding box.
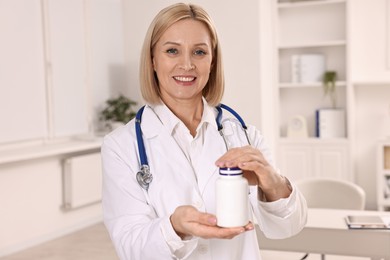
[163,97,204,137]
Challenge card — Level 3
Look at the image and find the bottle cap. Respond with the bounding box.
[219,167,242,176]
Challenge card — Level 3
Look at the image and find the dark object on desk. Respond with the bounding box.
[345,215,389,229]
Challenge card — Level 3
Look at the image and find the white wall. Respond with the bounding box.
[348,0,390,209]
[0,0,48,143]
[123,0,263,129]
[354,85,390,209]
[0,153,102,257]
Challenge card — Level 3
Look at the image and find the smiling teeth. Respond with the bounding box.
[174,76,195,82]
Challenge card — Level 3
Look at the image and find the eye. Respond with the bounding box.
[194,49,207,56]
[166,48,178,54]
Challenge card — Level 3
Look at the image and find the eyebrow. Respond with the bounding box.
[162,41,210,47]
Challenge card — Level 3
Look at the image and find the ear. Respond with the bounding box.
[152,57,156,71]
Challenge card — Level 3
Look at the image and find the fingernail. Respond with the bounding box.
[226,161,235,167]
[208,217,217,224]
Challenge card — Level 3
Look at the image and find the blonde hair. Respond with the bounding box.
[139,3,224,106]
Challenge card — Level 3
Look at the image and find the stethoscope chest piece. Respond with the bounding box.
[136,165,153,191]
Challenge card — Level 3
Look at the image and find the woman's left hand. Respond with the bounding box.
[215,145,291,201]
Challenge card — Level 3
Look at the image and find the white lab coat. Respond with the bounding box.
[101,104,307,260]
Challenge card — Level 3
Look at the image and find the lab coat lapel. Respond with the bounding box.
[159,130,198,186]
[196,125,226,195]
[142,106,198,188]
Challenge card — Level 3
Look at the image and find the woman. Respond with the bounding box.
[101,3,307,260]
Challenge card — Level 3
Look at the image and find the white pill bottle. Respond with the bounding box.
[216,167,249,227]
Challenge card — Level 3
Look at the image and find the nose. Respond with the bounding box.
[178,52,195,71]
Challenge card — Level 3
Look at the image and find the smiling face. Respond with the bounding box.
[152,19,213,107]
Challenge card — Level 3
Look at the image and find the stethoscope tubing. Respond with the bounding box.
[135,106,148,166]
[134,103,250,190]
[217,104,248,130]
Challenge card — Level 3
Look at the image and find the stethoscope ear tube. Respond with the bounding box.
[218,104,248,130]
[216,106,223,131]
[216,104,251,146]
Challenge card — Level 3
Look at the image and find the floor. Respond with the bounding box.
[0,223,370,260]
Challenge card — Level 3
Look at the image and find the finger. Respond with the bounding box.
[219,155,264,170]
[195,212,217,227]
[239,160,265,173]
[216,147,266,168]
[194,224,245,239]
[244,221,254,231]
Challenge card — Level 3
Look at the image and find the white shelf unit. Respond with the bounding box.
[377,141,390,211]
[274,0,351,181]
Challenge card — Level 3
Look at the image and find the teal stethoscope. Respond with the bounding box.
[135,103,251,190]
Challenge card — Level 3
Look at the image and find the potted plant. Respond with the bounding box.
[100,94,137,130]
[322,71,337,108]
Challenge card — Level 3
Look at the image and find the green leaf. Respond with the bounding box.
[99,94,137,124]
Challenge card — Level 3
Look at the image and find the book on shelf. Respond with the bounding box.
[345,215,390,229]
[291,54,325,84]
[384,176,390,199]
[315,108,346,138]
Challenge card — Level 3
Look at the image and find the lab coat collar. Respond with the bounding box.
[140,104,164,139]
[149,102,180,136]
[143,98,218,139]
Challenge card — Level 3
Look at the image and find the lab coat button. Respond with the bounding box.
[198,244,208,254]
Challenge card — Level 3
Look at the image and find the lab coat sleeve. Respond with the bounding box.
[101,133,197,260]
[247,126,308,239]
[250,184,307,239]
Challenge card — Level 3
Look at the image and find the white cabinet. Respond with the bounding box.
[313,143,349,179]
[45,0,89,137]
[278,143,312,181]
[279,140,350,182]
[350,0,390,83]
[0,0,48,143]
[0,0,126,145]
[377,141,390,211]
[274,0,351,181]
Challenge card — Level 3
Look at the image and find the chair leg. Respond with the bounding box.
[321,253,325,260]
[299,253,309,260]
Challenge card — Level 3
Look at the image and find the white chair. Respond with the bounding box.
[296,178,366,210]
[295,178,366,260]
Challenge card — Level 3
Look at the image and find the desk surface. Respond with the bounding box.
[306,208,390,230]
[257,208,390,260]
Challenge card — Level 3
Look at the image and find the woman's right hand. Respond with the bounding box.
[170,205,253,240]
